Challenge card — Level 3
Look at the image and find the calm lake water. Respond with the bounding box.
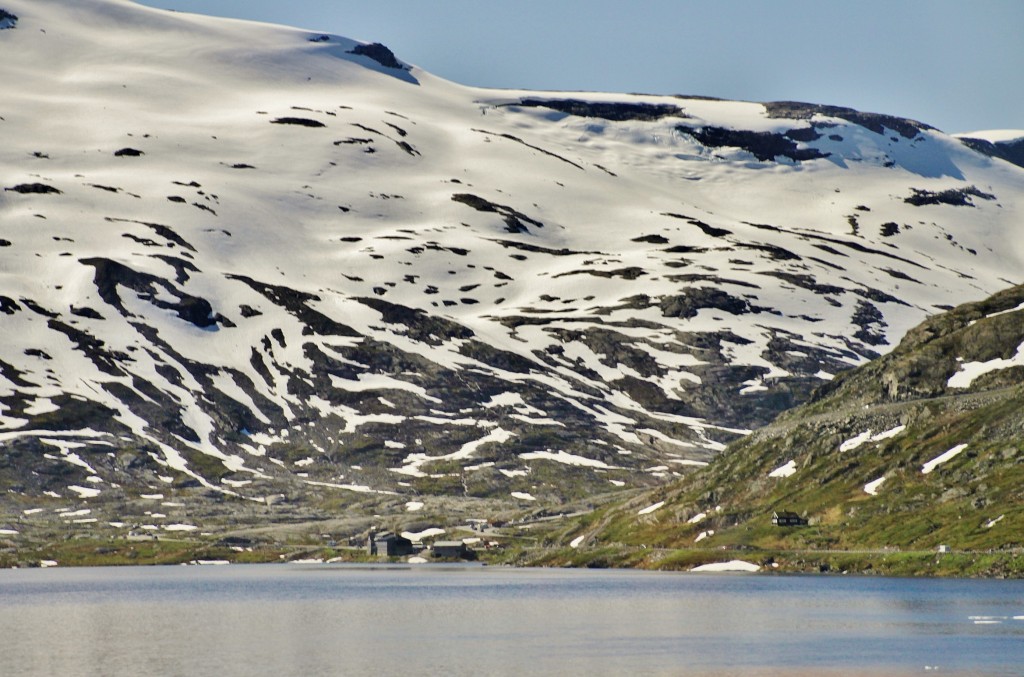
[0,564,1022,676]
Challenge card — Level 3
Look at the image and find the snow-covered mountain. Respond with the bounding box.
[2,0,1022,510]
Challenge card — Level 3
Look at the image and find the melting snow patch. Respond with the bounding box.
[840,431,874,452]
[983,515,1004,529]
[68,485,101,498]
[922,444,968,474]
[688,512,707,524]
[40,560,59,568]
[864,477,886,496]
[141,493,164,500]
[948,343,1024,389]
[402,527,445,542]
[405,501,424,512]
[408,556,428,564]
[0,529,18,535]
[23,508,43,515]
[690,560,759,573]
[511,491,536,501]
[694,530,714,543]
[570,535,586,549]
[768,460,797,478]
[163,524,199,532]
[840,425,906,452]
[520,450,615,469]
[638,501,665,516]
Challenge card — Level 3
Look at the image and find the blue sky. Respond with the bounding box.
[137,0,1022,134]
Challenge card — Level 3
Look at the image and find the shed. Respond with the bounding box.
[772,510,807,527]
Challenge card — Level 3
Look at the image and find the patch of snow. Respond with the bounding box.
[570,534,586,548]
[402,527,445,542]
[687,512,707,524]
[68,485,101,498]
[694,530,714,543]
[983,515,1004,529]
[140,493,164,500]
[163,524,199,532]
[520,449,616,469]
[690,560,759,573]
[841,425,906,452]
[840,430,874,452]
[638,501,665,516]
[511,491,536,501]
[768,460,797,478]
[922,444,968,474]
[408,556,428,564]
[864,476,886,495]
[405,501,424,512]
[0,529,18,535]
[948,343,1024,389]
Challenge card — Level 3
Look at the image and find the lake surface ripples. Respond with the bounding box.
[1,564,1022,676]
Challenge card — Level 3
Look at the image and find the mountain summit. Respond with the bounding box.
[1,1,1022,523]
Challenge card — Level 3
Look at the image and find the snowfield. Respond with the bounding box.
[0,0,1022,507]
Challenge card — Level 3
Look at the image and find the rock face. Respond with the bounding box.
[0,0,1022,512]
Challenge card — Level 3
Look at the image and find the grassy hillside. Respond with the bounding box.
[558,285,1024,576]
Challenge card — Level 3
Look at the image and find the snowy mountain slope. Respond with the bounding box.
[1,0,1022,513]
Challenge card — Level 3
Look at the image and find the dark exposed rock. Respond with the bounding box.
[764,101,933,139]
[661,213,732,237]
[515,98,687,121]
[226,274,358,336]
[851,300,887,346]
[632,234,669,244]
[676,125,829,162]
[904,185,996,207]
[958,136,1024,170]
[659,288,756,319]
[80,257,218,328]
[271,117,326,128]
[452,193,545,234]
[114,147,144,157]
[761,272,844,295]
[357,297,473,345]
[0,296,20,314]
[347,42,405,70]
[5,183,61,194]
[0,10,17,29]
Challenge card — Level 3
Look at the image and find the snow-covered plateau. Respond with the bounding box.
[1,0,1022,512]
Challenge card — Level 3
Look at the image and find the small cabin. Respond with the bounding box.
[431,541,474,560]
[369,532,414,557]
[772,510,807,527]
